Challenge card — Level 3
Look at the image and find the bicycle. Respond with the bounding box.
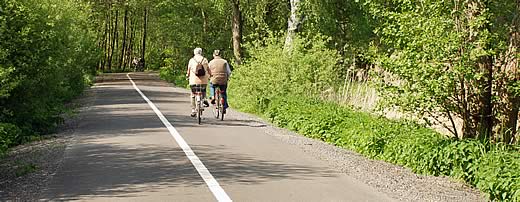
[192,84,206,124]
[212,86,225,121]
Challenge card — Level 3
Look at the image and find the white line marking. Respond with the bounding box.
[126,73,232,202]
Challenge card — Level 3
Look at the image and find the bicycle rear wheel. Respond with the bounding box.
[217,93,223,119]
[213,106,219,119]
[197,105,201,124]
[214,95,220,119]
[196,96,202,125]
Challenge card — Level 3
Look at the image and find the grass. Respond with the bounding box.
[332,70,378,111]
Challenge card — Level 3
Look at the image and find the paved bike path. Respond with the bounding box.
[43,73,394,201]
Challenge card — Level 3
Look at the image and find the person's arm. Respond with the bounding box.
[186,59,191,77]
[225,62,232,77]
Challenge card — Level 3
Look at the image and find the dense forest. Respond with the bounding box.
[1,0,519,200]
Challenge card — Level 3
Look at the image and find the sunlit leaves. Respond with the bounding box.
[0,0,98,138]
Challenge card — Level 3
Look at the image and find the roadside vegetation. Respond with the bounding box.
[230,35,520,201]
[0,0,98,155]
[1,0,518,200]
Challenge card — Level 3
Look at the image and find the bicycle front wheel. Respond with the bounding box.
[213,98,220,119]
[220,97,225,121]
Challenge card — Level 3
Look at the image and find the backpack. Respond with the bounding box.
[194,58,206,77]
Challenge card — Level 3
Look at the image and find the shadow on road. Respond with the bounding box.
[45,142,337,200]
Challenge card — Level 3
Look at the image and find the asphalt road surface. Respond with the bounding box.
[43,73,394,201]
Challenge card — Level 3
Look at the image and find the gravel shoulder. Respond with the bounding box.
[0,88,96,201]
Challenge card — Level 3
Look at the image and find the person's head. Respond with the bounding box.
[193,47,203,56]
[213,49,221,57]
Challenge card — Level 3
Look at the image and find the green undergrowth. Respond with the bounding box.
[0,0,97,156]
[0,123,22,156]
[232,95,520,201]
[160,66,189,88]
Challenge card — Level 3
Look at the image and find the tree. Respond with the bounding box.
[285,0,302,50]
[1,0,98,139]
[118,8,128,70]
[231,0,242,64]
[141,6,148,70]
[492,0,520,143]
[363,0,519,142]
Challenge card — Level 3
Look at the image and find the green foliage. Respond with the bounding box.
[158,49,188,88]
[144,0,291,71]
[362,0,464,119]
[227,30,519,200]
[230,34,339,112]
[475,144,520,201]
[0,0,98,148]
[301,0,376,68]
[360,0,519,140]
[0,123,21,155]
[240,0,289,41]
[150,0,233,69]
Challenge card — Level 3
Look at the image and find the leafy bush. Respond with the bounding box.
[0,123,21,155]
[230,34,339,113]
[159,48,189,88]
[159,66,188,88]
[0,0,97,148]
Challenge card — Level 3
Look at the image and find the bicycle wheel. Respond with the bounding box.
[196,96,202,125]
[217,93,222,119]
[213,105,219,119]
[213,94,220,119]
[219,96,225,121]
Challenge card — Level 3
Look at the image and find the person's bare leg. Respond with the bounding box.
[190,95,196,117]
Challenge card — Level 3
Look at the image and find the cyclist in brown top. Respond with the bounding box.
[208,50,231,113]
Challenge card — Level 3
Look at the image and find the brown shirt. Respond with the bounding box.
[209,56,231,85]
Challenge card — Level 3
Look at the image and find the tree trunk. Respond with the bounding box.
[497,2,520,143]
[285,0,302,50]
[119,9,128,71]
[108,10,118,71]
[105,8,111,72]
[141,7,148,70]
[100,12,109,71]
[461,0,493,139]
[128,17,135,70]
[114,10,119,70]
[96,21,104,72]
[231,0,242,65]
[505,95,519,143]
[477,56,493,138]
[202,9,208,34]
